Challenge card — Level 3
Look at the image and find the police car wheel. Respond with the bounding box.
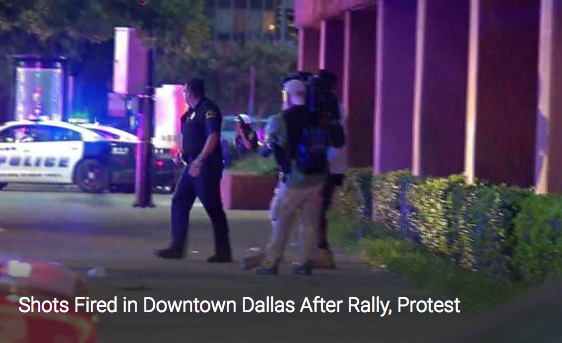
[0,183,6,191]
[74,159,109,193]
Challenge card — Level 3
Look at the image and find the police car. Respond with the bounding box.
[0,120,178,193]
[80,123,180,192]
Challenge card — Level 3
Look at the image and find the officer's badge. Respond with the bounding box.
[205,110,216,119]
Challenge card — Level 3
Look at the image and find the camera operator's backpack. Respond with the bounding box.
[285,107,330,175]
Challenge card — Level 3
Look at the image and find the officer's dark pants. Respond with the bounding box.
[170,166,231,257]
[318,174,345,251]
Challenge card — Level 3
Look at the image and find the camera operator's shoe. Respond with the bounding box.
[155,247,185,259]
[256,265,278,275]
[311,249,336,269]
[207,254,232,263]
[256,260,278,275]
[293,263,312,276]
[242,252,265,270]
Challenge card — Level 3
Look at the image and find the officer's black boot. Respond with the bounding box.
[207,215,232,263]
[207,253,232,263]
[155,246,185,259]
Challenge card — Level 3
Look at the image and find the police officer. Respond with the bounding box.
[156,78,232,263]
[234,114,258,155]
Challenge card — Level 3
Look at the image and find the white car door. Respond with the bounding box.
[0,126,22,182]
[22,125,84,184]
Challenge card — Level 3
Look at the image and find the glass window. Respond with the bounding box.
[48,126,82,141]
[27,126,53,142]
[18,125,83,142]
[217,32,231,41]
[265,0,273,10]
[233,8,246,33]
[216,9,234,34]
[233,33,246,41]
[0,125,53,143]
[262,11,275,32]
[234,0,246,8]
[250,0,261,9]
[219,0,231,9]
[88,128,120,140]
[205,0,216,19]
[0,127,19,143]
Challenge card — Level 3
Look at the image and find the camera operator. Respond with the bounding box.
[255,79,327,276]
[310,70,347,270]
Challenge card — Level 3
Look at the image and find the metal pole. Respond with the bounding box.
[280,0,287,45]
[248,65,256,117]
[134,46,156,208]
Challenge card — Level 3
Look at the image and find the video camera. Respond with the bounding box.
[283,70,345,150]
[261,70,345,176]
[281,69,341,122]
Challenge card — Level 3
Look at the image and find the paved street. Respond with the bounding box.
[0,185,467,342]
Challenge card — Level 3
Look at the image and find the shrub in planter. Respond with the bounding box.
[512,195,562,283]
[373,173,531,277]
[221,154,278,210]
[227,154,278,176]
[409,176,462,258]
[335,167,562,284]
[469,185,531,277]
[410,177,530,275]
[372,170,421,240]
[333,168,373,220]
[459,184,505,272]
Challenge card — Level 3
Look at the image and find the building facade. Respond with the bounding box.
[205,0,295,44]
[295,0,562,194]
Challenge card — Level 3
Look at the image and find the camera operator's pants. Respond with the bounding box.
[264,181,324,266]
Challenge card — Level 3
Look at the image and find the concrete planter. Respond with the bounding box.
[220,171,278,210]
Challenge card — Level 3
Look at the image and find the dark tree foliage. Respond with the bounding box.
[0,0,296,122]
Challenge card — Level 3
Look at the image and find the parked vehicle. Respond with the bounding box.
[0,120,179,193]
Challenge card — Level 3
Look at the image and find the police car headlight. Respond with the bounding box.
[111,147,130,155]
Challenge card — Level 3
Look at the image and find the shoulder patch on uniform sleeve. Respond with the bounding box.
[205,110,217,119]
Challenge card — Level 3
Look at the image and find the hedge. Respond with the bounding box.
[332,169,562,284]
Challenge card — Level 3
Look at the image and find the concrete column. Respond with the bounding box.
[535,0,562,194]
[298,28,320,72]
[465,0,540,187]
[374,0,417,173]
[320,19,345,94]
[412,0,469,177]
[343,8,377,168]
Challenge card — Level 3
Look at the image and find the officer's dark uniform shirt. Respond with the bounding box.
[180,97,223,167]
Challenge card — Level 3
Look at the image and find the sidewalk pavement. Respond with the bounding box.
[0,189,468,342]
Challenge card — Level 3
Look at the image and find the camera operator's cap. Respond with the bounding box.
[235,114,252,125]
[283,79,307,105]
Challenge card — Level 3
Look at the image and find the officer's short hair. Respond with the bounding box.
[185,78,205,98]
